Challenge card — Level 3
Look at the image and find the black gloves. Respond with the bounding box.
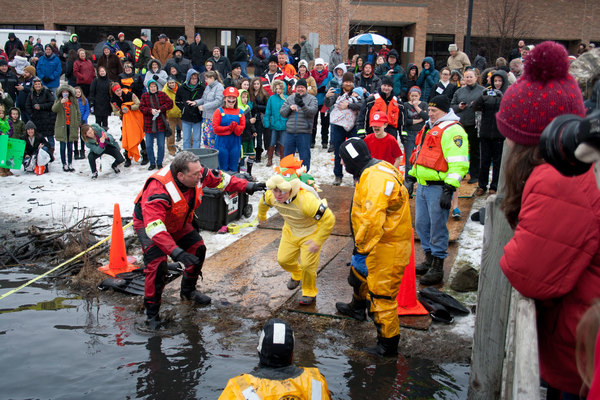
[439,183,456,210]
[294,94,304,107]
[245,182,266,195]
[404,175,417,197]
[153,75,159,81]
[171,247,200,267]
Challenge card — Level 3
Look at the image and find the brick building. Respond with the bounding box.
[1,0,598,67]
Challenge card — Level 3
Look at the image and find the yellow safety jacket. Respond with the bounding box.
[218,367,331,400]
[408,118,469,188]
[258,188,334,245]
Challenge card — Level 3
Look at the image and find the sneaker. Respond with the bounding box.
[91,172,98,179]
[287,278,301,290]
[148,164,156,171]
[333,177,342,186]
[474,187,486,196]
[299,296,315,305]
[452,207,461,219]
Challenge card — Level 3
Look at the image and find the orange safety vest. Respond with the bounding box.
[409,121,460,173]
[134,167,203,232]
[369,93,400,128]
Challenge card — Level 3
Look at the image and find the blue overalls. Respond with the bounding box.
[215,107,243,172]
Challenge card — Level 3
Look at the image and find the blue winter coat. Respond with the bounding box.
[78,97,90,124]
[36,54,62,89]
[416,57,440,101]
[264,94,288,131]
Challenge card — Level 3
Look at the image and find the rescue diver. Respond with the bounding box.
[336,137,412,356]
[133,151,266,328]
[257,155,335,306]
[218,318,332,399]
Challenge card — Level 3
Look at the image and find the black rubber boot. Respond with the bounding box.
[335,298,367,321]
[140,142,149,165]
[420,256,444,285]
[415,252,433,275]
[364,335,400,357]
[180,276,211,306]
[123,150,131,167]
[144,299,162,330]
[255,147,263,163]
[246,158,254,177]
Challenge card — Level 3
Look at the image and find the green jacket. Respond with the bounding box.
[52,85,81,143]
[408,110,469,188]
[83,123,119,155]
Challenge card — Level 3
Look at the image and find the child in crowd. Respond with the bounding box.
[212,86,245,172]
[8,107,26,139]
[363,111,402,168]
[22,120,50,174]
[263,80,287,167]
[80,123,125,179]
[74,86,89,160]
[0,104,10,134]
[52,85,81,172]
[238,88,256,177]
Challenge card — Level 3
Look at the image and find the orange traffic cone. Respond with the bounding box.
[397,229,428,316]
[98,203,138,277]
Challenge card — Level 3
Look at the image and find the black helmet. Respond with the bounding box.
[257,318,294,367]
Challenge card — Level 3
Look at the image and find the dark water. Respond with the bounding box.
[0,265,469,400]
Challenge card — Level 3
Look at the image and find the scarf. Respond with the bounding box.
[65,100,71,125]
[297,71,310,80]
[311,68,329,85]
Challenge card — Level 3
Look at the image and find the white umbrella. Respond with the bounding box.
[348,33,391,46]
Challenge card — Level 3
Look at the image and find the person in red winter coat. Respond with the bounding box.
[497,41,600,399]
[139,79,173,170]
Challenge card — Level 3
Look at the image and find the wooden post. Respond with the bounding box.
[468,142,514,399]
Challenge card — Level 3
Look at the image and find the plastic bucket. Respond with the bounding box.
[188,148,219,169]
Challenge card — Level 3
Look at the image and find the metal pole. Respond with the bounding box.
[465,0,474,56]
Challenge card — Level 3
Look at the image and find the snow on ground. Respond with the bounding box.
[1,115,485,338]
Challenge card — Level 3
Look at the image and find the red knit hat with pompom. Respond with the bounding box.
[496,41,586,146]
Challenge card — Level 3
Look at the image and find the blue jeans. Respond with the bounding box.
[270,130,284,147]
[145,131,165,166]
[283,132,312,171]
[415,184,450,259]
[331,124,357,178]
[400,130,418,175]
[238,61,249,78]
[182,120,202,150]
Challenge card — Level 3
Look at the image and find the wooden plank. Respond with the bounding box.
[468,142,516,400]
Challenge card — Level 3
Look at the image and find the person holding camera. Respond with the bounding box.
[497,41,600,399]
[472,70,509,196]
[451,68,485,184]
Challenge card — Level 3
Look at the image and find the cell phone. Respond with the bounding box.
[62,92,68,99]
[487,90,496,96]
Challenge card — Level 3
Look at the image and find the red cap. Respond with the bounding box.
[111,84,121,93]
[223,86,239,98]
[370,111,388,127]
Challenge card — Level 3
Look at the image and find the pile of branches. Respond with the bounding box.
[0,215,135,278]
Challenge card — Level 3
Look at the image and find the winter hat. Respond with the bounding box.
[342,72,354,83]
[340,138,372,179]
[25,120,36,131]
[118,32,125,39]
[111,83,121,93]
[314,58,325,66]
[158,33,167,39]
[409,86,421,95]
[44,44,52,50]
[298,59,309,69]
[178,36,186,42]
[261,37,269,45]
[381,76,394,87]
[428,95,451,113]
[268,55,279,64]
[295,79,307,88]
[257,318,294,368]
[448,44,458,52]
[231,62,241,70]
[0,59,7,66]
[353,87,364,97]
[223,86,239,97]
[166,76,177,83]
[194,33,201,39]
[24,65,36,76]
[496,41,586,146]
[370,111,388,127]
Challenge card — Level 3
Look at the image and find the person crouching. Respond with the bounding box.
[80,123,125,179]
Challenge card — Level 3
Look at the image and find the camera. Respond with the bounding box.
[539,110,600,176]
[487,90,496,96]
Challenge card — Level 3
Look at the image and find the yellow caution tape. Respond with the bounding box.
[0,221,134,301]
